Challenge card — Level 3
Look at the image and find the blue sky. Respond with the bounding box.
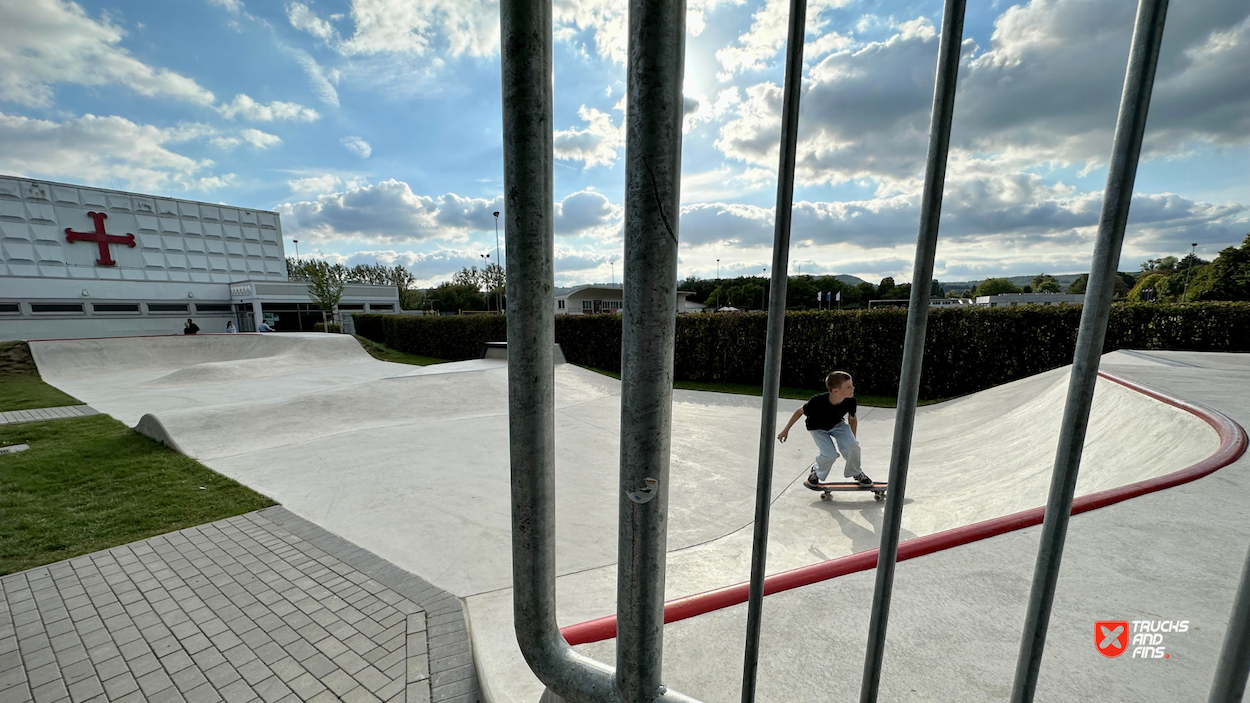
[1,0,1247,287]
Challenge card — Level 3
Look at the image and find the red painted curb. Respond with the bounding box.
[560,370,1249,646]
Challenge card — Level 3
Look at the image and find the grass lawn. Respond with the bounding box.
[574,365,949,407]
[0,341,82,412]
[0,415,276,575]
[353,335,447,366]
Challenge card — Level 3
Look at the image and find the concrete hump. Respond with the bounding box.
[134,413,188,455]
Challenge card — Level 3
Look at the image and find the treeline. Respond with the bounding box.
[353,302,1250,400]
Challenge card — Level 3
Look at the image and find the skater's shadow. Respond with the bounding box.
[812,497,917,554]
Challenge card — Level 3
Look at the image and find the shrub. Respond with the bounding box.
[353,303,1250,399]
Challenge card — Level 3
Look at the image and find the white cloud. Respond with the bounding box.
[216,94,319,122]
[715,0,854,78]
[277,180,622,244]
[555,190,621,235]
[209,136,242,151]
[0,0,215,107]
[207,0,244,15]
[288,174,345,194]
[286,48,340,107]
[341,136,372,158]
[241,128,282,149]
[0,111,228,192]
[286,2,338,42]
[277,179,501,242]
[554,106,624,167]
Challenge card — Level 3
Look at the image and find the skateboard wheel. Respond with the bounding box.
[874,492,885,502]
[820,492,831,502]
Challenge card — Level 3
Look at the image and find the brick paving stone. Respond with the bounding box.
[1,509,479,703]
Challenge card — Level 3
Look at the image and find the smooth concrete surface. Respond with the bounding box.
[572,350,1250,701]
[27,335,1231,703]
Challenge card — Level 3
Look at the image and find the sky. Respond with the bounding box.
[1,0,1247,288]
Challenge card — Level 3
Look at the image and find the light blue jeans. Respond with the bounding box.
[809,420,861,481]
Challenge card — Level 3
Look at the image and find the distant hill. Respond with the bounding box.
[940,273,1089,293]
[835,274,866,286]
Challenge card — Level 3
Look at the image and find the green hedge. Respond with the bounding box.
[312,322,342,333]
[353,303,1250,399]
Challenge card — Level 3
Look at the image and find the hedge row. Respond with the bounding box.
[353,303,1250,399]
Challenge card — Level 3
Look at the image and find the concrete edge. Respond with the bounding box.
[256,506,482,703]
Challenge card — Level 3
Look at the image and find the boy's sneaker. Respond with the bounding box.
[808,468,820,485]
[853,473,874,486]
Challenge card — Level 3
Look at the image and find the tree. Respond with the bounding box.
[974,278,1022,297]
[1067,274,1088,294]
[1187,234,1250,302]
[1140,256,1178,273]
[877,277,896,299]
[427,282,486,312]
[1031,273,1062,293]
[306,261,344,329]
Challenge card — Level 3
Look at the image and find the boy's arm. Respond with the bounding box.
[849,415,858,436]
[777,407,805,442]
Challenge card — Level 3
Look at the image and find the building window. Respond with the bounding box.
[370,304,394,312]
[31,303,84,313]
[194,304,232,312]
[583,300,592,310]
[92,303,140,313]
[147,303,190,313]
[558,300,565,309]
[338,304,365,311]
[0,303,19,314]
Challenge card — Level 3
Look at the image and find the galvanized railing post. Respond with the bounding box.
[616,0,687,700]
[1010,1,1169,700]
[740,0,806,700]
[1210,543,1250,702]
[502,0,619,700]
[858,0,966,700]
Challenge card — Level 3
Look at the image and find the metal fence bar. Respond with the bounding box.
[1210,543,1250,702]
[502,0,619,700]
[616,0,688,699]
[740,0,807,699]
[1010,0,1169,699]
[858,0,966,699]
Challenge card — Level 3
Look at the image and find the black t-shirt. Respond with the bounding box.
[803,393,857,431]
[184,323,199,335]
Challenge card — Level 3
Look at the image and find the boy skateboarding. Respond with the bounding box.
[777,371,875,487]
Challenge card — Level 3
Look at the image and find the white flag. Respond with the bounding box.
[835,291,841,302]
[816,291,823,302]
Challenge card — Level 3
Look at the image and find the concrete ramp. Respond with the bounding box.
[26,335,1227,703]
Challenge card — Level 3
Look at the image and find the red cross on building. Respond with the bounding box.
[64,212,136,266]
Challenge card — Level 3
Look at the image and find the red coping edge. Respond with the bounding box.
[560,370,1249,646]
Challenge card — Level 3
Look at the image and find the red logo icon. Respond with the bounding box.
[1096,621,1129,658]
[65,212,136,266]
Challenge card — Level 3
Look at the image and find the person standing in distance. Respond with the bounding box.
[777,371,874,486]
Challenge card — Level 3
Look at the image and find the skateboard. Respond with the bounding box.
[803,476,888,502]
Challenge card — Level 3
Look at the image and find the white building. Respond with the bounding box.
[0,176,397,341]
[553,284,698,315]
[974,293,1085,307]
[868,298,977,309]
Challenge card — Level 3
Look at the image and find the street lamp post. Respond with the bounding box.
[493,211,503,313]
[1184,242,1198,302]
[716,258,721,310]
[611,260,615,286]
[293,239,300,259]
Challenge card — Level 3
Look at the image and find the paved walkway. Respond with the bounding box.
[0,406,97,426]
[0,508,480,703]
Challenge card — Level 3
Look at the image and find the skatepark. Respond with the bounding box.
[26,333,1250,701]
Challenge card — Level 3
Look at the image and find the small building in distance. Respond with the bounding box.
[868,298,977,309]
[974,293,1085,307]
[554,283,697,315]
